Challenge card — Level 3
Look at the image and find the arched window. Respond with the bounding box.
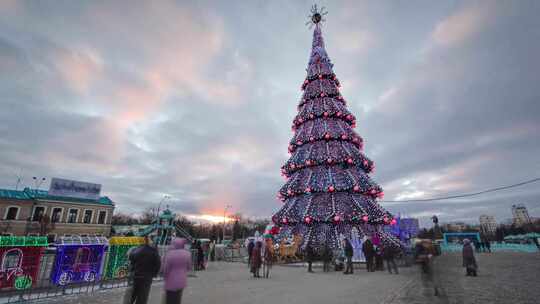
[5,206,20,220]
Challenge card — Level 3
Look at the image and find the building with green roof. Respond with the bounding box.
[1,185,115,241]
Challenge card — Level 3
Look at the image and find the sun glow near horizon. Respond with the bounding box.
[186,213,235,224]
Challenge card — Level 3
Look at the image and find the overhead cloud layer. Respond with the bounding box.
[1,1,539,226]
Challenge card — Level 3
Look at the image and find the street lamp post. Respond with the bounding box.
[223,204,232,243]
[156,195,170,217]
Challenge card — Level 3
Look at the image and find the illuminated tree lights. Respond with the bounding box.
[272,21,400,252]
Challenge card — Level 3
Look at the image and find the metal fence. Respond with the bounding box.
[440,243,539,253]
[0,247,203,304]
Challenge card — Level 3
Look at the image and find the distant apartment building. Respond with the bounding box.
[442,222,467,232]
[512,204,531,226]
[0,178,115,241]
[479,215,497,234]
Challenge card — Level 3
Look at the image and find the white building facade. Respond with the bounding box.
[512,204,531,226]
[479,215,497,234]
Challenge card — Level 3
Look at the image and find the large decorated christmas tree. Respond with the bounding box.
[272,6,401,252]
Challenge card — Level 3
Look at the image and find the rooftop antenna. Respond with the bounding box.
[14,169,23,190]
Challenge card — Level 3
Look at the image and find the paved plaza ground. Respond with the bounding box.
[38,252,540,304]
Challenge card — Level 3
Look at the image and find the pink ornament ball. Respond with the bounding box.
[309,114,314,119]
[320,92,325,97]
[341,134,347,140]
[362,215,369,222]
[323,111,329,117]
[309,136,315,142]
[328,185,335,192]
[319,74,323,79]
[333,215,341,222]
[298,118,303,123]
[391,219,397,225]
[327,158,333,164]
[346,114,353,120]
[304,80,308,84]
[347,158,354,164]
[304,216,312,224]
[290,164,296,169]
[324,133,331,140]
[282,218,289,224]
[353,185,360,192]
[305,187,311,193]
[296,141,303,146]
[287,189,293,195]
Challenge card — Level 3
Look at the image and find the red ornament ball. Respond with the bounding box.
[282,218,289,224]
[319,74,323,79]
[304,216,312,224]
[324,133,331,140]
[336,111,342,117]
[328,185,335,192]
[323,111,329,117]
[309,136,315,142]
[333,215,341,222]
[327,158,333,164]
[346,114,353,120]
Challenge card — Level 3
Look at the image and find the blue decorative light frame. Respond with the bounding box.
[50,236,108,286]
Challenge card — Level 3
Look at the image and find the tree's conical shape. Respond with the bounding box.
[272,25,401,252]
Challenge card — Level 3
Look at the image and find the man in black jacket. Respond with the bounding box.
[126,236,161,304]
[305,244,315,273]
[343,238,354,274]
[362,237,375,272]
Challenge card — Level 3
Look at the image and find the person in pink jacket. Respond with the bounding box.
[162,238,192,304]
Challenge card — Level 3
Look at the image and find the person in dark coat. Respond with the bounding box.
[382,244,399,274]
[196,240,205,270]
[125,236,161,304]
[375,246,384,271]
[322,244,333,272]
[473,240,481,253]
[305,244,315,273]
[362,238,375,272]
[462,239,477,276]
[247,239,255,268]
[250,241,262,277]
[343,238,354,274]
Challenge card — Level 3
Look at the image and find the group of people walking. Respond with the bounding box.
[302,237,401,275]
[247,239,274,278]
[124,236,192,304]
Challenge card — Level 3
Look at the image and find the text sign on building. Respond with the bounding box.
[49,178,102,200]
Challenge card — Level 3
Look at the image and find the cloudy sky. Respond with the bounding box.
[1,0,539,226]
